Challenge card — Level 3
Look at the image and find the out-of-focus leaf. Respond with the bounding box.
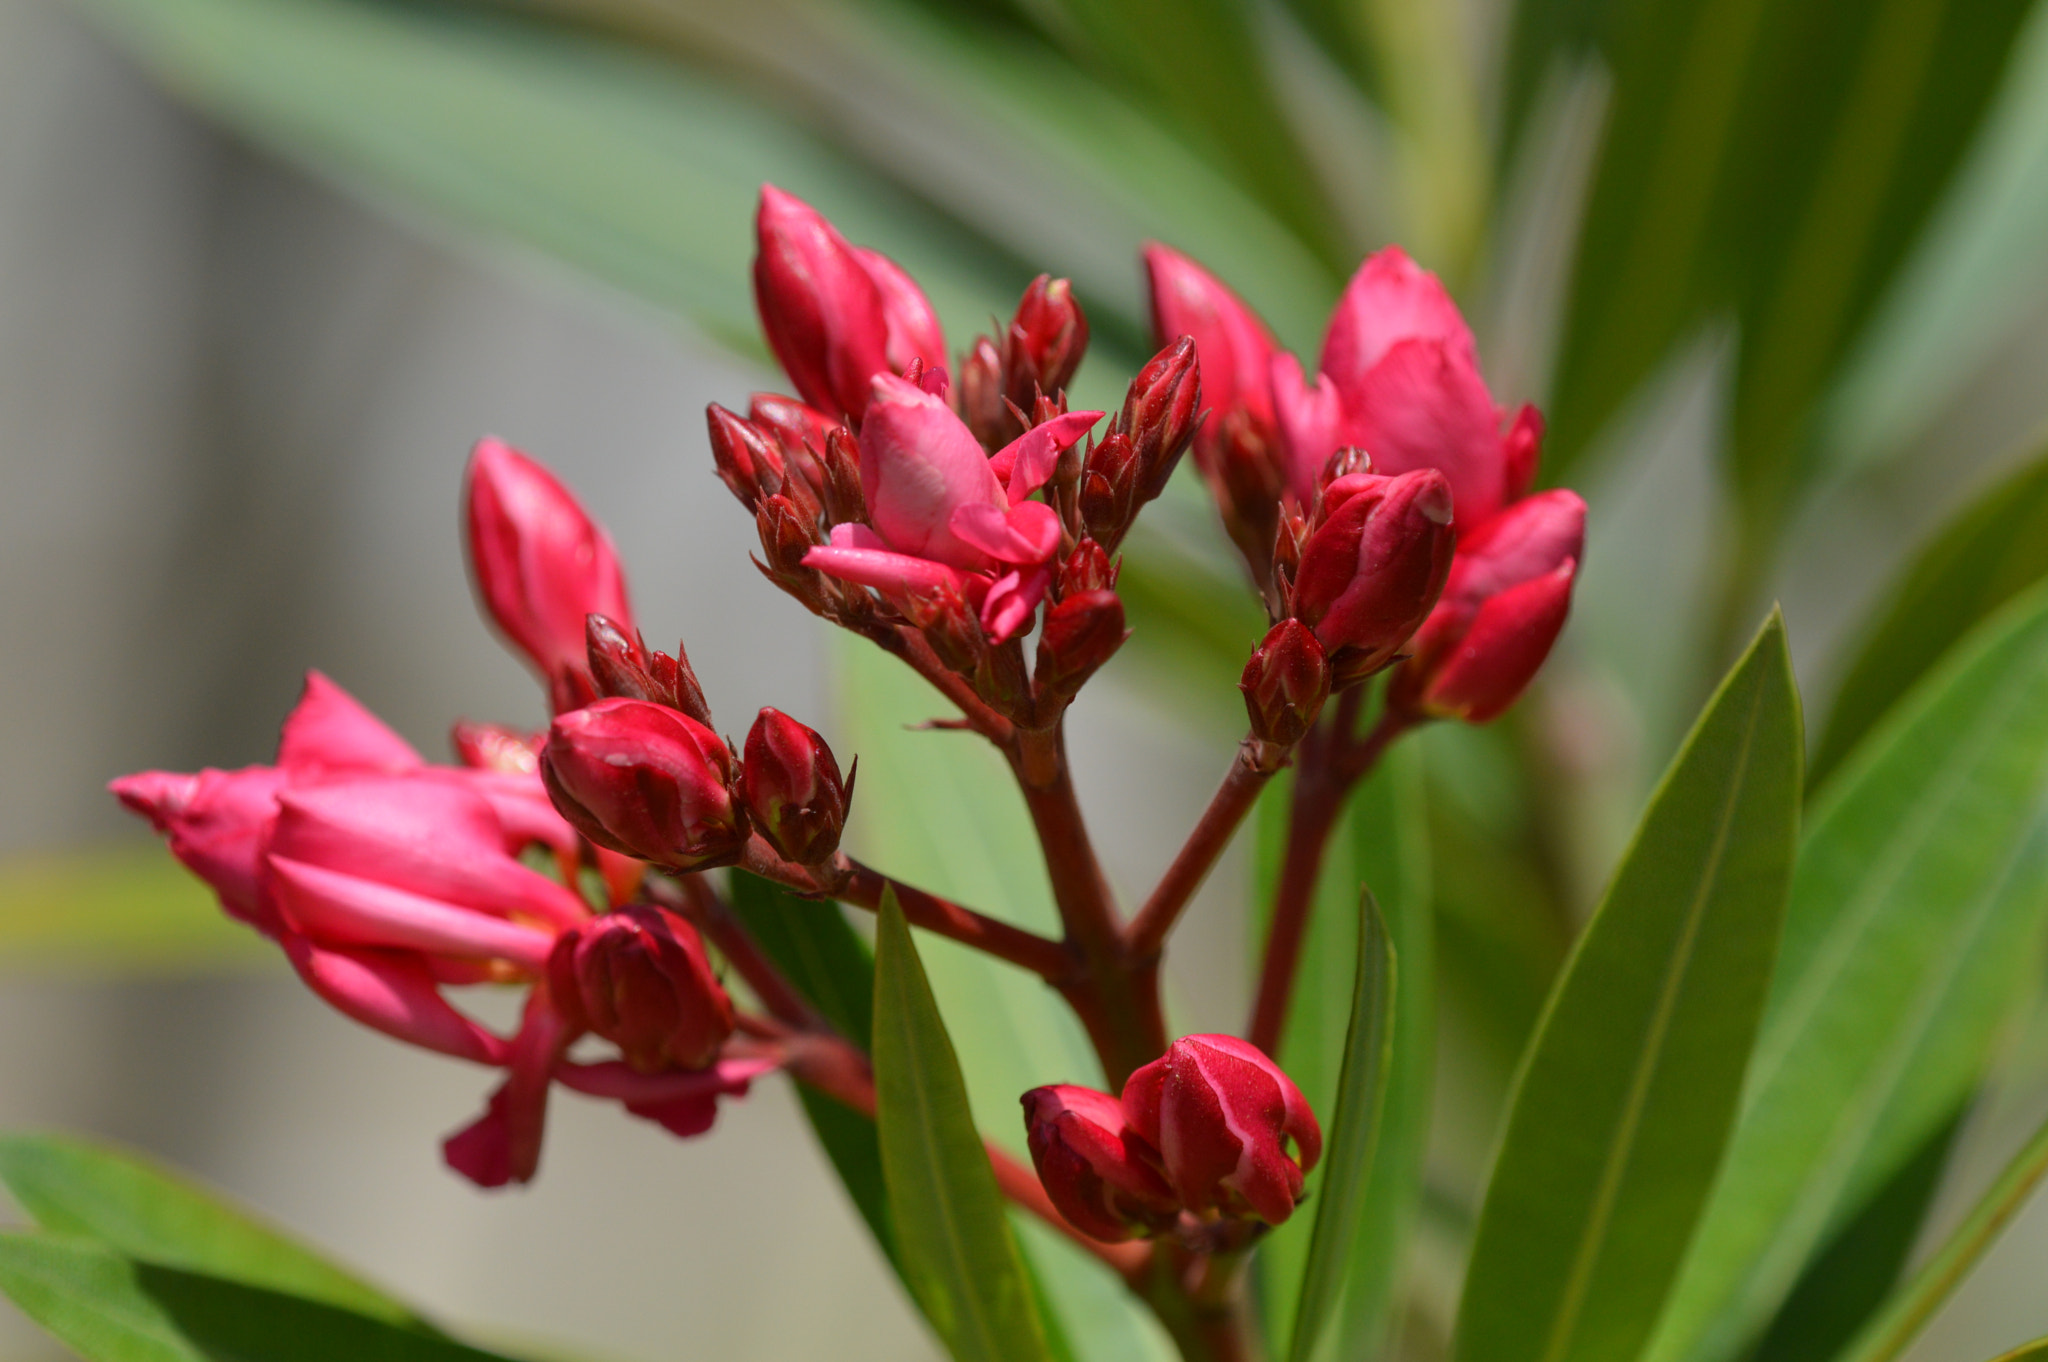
[1453,613,1802,1362]
[0,1233,522,1362]
[1989,1341,2048,1361]
[724,871,894,1268]
[0,846,267,975]
[1745,1111,1963,1362]
[0,1134,418,1329]
[1814,441,2048,785]
[1285,894,1396,1362]
[871,891,1052,1362]
[835,639,1173,1361]
[1646,581,2048,1362]
[1536,0,2035,530]
[1833,1104,2048,1362]
[1254,740,1433,1359]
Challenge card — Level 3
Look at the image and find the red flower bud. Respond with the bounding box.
[464,438,633,712]
[958,335,1008,450]
[1240,620,1329,748]
[1022,1084,1179,1243]
[740,708,850,865]
[1391,489,1585,723]
[1058,539,1118,597]
[548,904,735,1072]
[1291,468,1454,680]
[706,404,786,510]
[1035,591,1127,703]
[585,615,713,727]
[1008,275,1089,408]
[1116,336,1201,503]
[541,699,746,870]
[1079,432,1143,545]
[1121,1035,1321,1226]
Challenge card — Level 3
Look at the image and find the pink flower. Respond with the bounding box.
[753,186,946,423]
[1144,243,1278,435]
[1121,1034,1321,1226]
[465,438,633,712]
[1391,489,1585,723]
[802,373,1100,642]
[1021,1084,1178,1243]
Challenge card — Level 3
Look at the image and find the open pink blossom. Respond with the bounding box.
[803,373,1099,641]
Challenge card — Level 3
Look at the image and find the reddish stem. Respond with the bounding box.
[1127,743,1278,960]
[1245,705,1412,1055]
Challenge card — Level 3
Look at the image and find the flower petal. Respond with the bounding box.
[268,855,559,971]
[804,545,967,597]
[949,499,1062,566]
[282,935,505,1064]
[995,410,1104,504]
[1318,246,1478,393]
[277,672,423,773]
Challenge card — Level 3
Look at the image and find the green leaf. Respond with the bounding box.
[1814,440,2048,785]
[1833,1103,2048,1362]
[0,846,269,976]
[1286,893,1397,1362]
[871,890,1053,1362]
[1646,580,2048,1362]
[1745,1109,1963,1362]
[0,1133,420,1328]
[0,1232,522,1362]
[1452,612,1803,1362]
[1988,1342,2048,1361]
[1253,739,1434,1359]
[1537,0,2036,528]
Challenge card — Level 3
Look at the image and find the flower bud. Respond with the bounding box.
[754,494,828,612]
[1035,590,1127,704]
[1078,432,1142,545]
[1021,1084,1178,1242]
[821,426,867,525]
[754,188,897,422]
[1007,275,1089,408]
[706,403,785,510]
[541,699,746,870]
[900,578,987,676]
[1115,336,1201,503]
[1391,490,1585,723]
[585,615,713,727]
[1240,620,1329,748]
[959,335,1009,449]
[1058,539,1118,597]
[547,904,735,1072]
[464,438,633,712]
[740,708,850,865]
[1291,468,1455,682]
[1121,1034,1321,1226]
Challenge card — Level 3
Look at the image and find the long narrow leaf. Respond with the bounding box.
[1286,894,1396,1362]
[1453,612,1803,1362]
[1647,580,2048,1362]
[0,1134,421,1328]
[1814,440,2048,784]
[1833,1106,2048,1362]
[871,890,1053,1362]
[0,1234,521,1362]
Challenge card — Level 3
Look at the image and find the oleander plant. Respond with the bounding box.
[11,0,2048,1360]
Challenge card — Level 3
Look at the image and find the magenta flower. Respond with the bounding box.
[803,373,1100,641]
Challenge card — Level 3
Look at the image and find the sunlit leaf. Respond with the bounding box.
[871,891,1053,1362]
[1453,612,1802,1362]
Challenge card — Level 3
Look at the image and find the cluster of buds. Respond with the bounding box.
[1153,243,1583,734]
[1022,1035,1322,1243]
[719,187,1204,728]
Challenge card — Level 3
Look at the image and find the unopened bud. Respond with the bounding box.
[1008,276,1089,409]
[706,404,785,510]
[1036,591,1127,703]
[1121,1034,1321,1226]
[585,615,713,727]
[1022,1084,1177,1243]
[541,699,747,870]
[740,708,850,865]
[901,579,986,676]
[959,336,1009,449]
[548,904,734,1072]
[755,494,826,608]
[1240,620,1328,748]
[1058,540,1118,596]
[1318,446,1370,494]
[1292,469,1455,682]
[1116,337,1201,502]
[1079,433,1142,546]
[820,426,866,525]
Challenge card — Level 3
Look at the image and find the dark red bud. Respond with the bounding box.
[960,336,1010,449]
[541,698,747,870]
[740,708,850,866]
[901,579,986,676]
[1008,275,1089,408]
[548,904,735,1072]
[1292,469,1455,681]
[1058,540,1118,597]
[706,403,785,510]
[1036,591,1127,703]
[1121,1034,1321,1226]
[585,615,713,727]
[1022,1084,1177,1243]
[1317,446,1370,496]
[1240,620,1329,748]
[1116,337,1201,502]
[821,426,867,525]
[1079,433,1143,545]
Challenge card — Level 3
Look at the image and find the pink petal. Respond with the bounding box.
[443,993,567,1187]
[282,935,505,1064]
[804,545,967,597]
[1448,489,1586,602]
[1270,354,1347,503]
[995,410,1104,504]
[1319,246,1478,394]
[1344,337,1512,530]
[948,500,1061,566]
[1143,243,1279,426]
[852,245,947,381]
[1421,560,1577,722]
[556,1055,776,1101]
[859,374,1007,568]
[276,672,423,773]
[431,768,577,857]
[828,521,890,551]
[754,186,892,422]
[110,766,289,931]
[268,856,559,971]
[979,566,1052,643]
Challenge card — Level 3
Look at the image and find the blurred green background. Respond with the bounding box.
[6,0,2048,1356]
